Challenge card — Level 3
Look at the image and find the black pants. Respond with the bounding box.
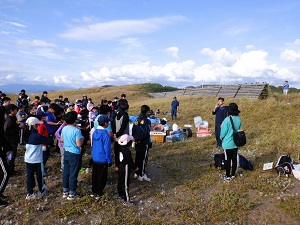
[224,148,238,177]
[26,163,44,194]
[117,163,131,201]
[215,123,222,147]
[135,142,149,177]
[8,144,18,176]
[92,162,108,196]
[0,149,10,195]
[114,141,121,168]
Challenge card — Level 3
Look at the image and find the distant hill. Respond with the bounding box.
[0,83,73,94]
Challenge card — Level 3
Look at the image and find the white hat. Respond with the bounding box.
[26,117,43,129]
[118,134,134,146]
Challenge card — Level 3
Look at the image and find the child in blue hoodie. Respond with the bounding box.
[24,117,53,200]
[91,115,112,199]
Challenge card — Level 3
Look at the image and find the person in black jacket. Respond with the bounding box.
[132,105,151,182]
[0,105,9,207]
[112,103,130,170]
[117,134,139,206]
[40,91,50,105]
[4,104,24,176]
[212,97,228,149]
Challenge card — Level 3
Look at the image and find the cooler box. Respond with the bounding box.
[150,131,166,143]
[166,135,176,142]
[196,126,212,137]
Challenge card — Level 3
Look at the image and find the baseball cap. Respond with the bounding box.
[97,115,111,126]
[68,102,75,106]
[118,134,134,146]
[36,111,46,120]
[26,117,43,129]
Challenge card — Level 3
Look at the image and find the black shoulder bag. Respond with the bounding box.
[229,116,246,147]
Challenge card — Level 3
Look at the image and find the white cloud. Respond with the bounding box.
[16,39,57,48]
[201,48,236,67]
[60,16,186,40]
[280,49,300,62]
[164,46,179,58]
[53,75,73,85]
[6,21,26,27]
[4,74,15,80]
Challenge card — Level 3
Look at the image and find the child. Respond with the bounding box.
[55,116,67,172]
[117,134,138,206]
[4,104,23,176]
[91,116,112,199]
[132,105,152,182]
[36,111,49,167]
[24,117,53,199]
[61,111,84,200]
[16,104,28,145]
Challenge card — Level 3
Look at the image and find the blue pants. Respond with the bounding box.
[63,151,82,195]
[171,109,177,120]
[26,163,44,194]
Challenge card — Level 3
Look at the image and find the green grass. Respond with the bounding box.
[2,86,300,224]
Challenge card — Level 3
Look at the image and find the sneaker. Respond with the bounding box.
[133,173,138,179]
[222,175,231,182]
[62,192,69,198]
[25,193,36,200]
[142,174,151,182]
[123,201,136,206]
[230,175,235,180]
[137,176,144,181]
[0,199,8,207]
[90,193,102,200]
[38,189,48,198]
[67,194,81,200]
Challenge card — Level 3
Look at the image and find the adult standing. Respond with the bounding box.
[170,97,179,120]
[116,94,128,110]
[220,103,242,182]
[212,97,228,149]
[283,81,289,95]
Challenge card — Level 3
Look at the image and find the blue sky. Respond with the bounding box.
[1,0,300,88]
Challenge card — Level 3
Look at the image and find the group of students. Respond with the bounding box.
[0,90,152,207]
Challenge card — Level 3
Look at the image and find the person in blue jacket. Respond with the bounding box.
[220,103,242,182]
[91,115,112,199]
[24,117,53,200]
[212,97,228,149]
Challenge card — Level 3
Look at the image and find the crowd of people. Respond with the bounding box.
[0,90,152,207]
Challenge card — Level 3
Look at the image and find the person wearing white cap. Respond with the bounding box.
[117,134,139,206]
[24,117,53,200]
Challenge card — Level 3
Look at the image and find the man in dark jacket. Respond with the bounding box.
[212,97,228,149]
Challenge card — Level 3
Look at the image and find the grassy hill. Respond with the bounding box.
[2,85,300,224]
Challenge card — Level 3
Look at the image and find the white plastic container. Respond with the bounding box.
[172,123,178,131]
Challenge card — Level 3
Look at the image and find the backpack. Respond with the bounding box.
[238,154,253,170]
[229,116,246,147]
[275,155,293,167]
[213,153,225,170]
[276,162,294,175]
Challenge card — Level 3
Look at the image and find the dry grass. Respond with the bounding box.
[2,86,300,224]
